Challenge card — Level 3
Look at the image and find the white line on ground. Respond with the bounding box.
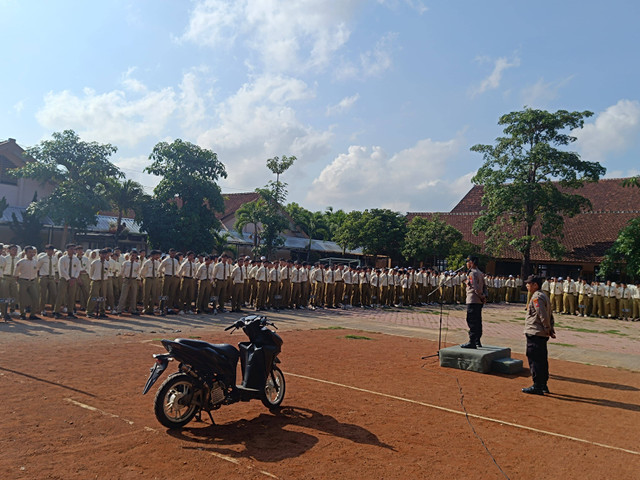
[287,372,640,457]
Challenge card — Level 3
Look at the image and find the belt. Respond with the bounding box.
[39,275,54,278]
[19,278,36,281]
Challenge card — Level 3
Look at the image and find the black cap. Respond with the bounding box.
[524,275,542,287]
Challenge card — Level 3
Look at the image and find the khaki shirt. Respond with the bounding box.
[524,290,554,337]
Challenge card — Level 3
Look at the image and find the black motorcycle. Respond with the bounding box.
[142,315,285,429]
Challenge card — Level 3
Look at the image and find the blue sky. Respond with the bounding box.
[2,0,639,213]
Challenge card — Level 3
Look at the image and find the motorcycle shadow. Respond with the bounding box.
[168,406,396,462]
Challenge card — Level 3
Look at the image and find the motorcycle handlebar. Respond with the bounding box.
[224,324,235,331]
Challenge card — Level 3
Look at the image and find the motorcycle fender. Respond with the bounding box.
[142,354,171,395]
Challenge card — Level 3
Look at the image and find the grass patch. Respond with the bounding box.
[188,336,202,339]
[553,343,576,347]
[152,338,163,342]
[344,335,373,340]
[602,330,629,336]
[315,326,346,330]
[555,323,599,334]
[514,317,525,321]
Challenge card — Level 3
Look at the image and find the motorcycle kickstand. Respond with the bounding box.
[206,410,216,425]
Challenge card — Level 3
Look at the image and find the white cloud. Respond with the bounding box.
[180,0,360,73]
[471,55,520,97]
[360,32,397,77]
[377,0,428,15]
[573,99,640,162]
[36,86,177,147]
[120,67,147,93]
[306,136,472,212]
[197,73,333,191]
[326,94,360,116]
[521,75,573,107]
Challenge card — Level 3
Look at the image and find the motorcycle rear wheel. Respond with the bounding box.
[261,366,286,409]
[154,373,199,429]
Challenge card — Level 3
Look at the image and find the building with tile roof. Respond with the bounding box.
[407,178,640,279]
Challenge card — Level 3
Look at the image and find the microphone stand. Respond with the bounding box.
[422,265,467,360]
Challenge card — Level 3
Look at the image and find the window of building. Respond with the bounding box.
[0,155,18,185]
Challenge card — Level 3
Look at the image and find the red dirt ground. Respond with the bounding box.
[1,325,639,479]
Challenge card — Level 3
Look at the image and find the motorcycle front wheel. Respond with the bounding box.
[261,366,286,409]
[154,373,199,429]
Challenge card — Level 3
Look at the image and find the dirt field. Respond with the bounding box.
[0,309,639,479]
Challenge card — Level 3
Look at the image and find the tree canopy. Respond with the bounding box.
[471,108,606,277]
[600,217,640,282]
[142,139,226,252]
[402,215,463,265]
[16,130,121,243]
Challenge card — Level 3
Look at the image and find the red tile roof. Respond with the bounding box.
[409,178,640,264]
[218,192,261,221]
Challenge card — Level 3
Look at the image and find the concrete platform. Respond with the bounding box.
[439,345,511,373]
[492,357,524,374]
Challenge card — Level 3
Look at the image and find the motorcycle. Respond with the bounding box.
[142,315,285,429]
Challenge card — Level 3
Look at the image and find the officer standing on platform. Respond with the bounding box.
[461,256,486,349]
[522,275,555,395]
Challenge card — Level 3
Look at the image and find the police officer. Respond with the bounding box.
[522,275,555,395]
[461,256,486,349]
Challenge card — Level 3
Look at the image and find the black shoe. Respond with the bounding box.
[460,342,477,349]
[87,313,97,318]
[19,314,27,320]
[131,312,140,316]
[67,314,78,319]
[98,314,109,319]
[4,314,11,321]
[522,385,544,395]
[53,313,61,319]
[541,385,550,394]
[29,315,41,320]
[476,341,483,348]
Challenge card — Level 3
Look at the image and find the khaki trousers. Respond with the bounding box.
[256,281,267,310]
[118,278,139,313]
[232,282,244,311]
[196,279,213,312]
[77,272,90,308]
[55,278,77,314]
[291,282,301,307]
[39,276,57,312]
[162,275,181,309]
[143,277,160,313]
[18,278,39,316]
[87,280,107,315]
[181,277,197,311]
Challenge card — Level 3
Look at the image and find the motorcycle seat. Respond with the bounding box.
[175,338,239,360]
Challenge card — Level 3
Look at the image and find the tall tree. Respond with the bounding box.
[403,216,463,266]
[471,108,606,277]
[285,203,331,259]
[106,178,145,245]
[15,130,121,245]
[143,139,227,252]
[255,155,296,258]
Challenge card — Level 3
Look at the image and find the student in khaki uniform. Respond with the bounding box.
[254,259,268,311]
[37,245,58,316]
[76,246,91,311]
[15,246,40,320]
[301,262,311,308]
[291,261,302,308]
[230,258,245,312]
[111,248,123,303]
[160,248,180,311]
[280,259,292,308]
[55,244,80,319]
[212,254,229,312]
[195,255,214,314]
[116,249,141,315]
[4,244,20,316]
[140,250,161,315]
[87,249,110,317]
[179,251,198,313]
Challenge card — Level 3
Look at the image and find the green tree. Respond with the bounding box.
[600,217,640,281]
[254,155,296,258]
[403,216,463,266]
[234,199,266,256]
[143,139,227,252]
[106,178,145,245]
[335,209,406,264]
[323,206,347,242]
[15,130,121,245]
[471,108,606,277]
[138,195,182,251]
[10,193,43,249]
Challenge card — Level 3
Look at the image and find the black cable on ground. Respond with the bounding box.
[421,359,510,480]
